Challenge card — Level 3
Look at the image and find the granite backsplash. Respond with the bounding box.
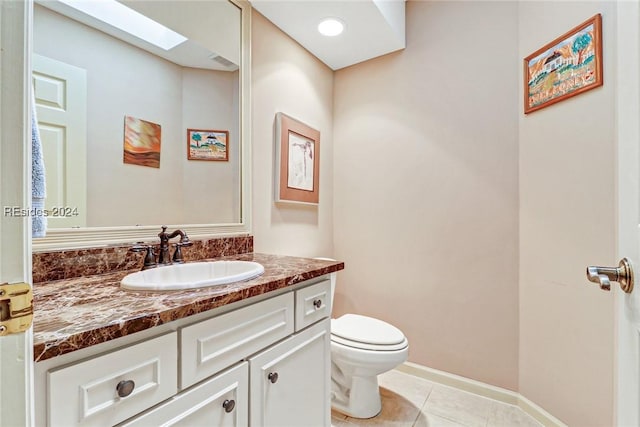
[32,235,253,284]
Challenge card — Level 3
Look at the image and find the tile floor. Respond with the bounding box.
[331,370,543,427]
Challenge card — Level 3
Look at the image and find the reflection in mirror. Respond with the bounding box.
[32,0,242,229]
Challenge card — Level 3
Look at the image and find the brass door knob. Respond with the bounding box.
[586,258,634,293]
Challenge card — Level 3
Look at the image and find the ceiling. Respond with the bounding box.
[36,0,240,71]
[249,0,406,70]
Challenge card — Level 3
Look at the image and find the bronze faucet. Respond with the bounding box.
[157,226,192,265]
[130,226,192,270]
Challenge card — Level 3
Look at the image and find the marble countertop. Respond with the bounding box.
[33,253,344,362]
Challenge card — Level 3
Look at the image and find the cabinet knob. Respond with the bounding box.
[116,380,135,398]
[222,399,235,413]
[268,372,279,384]
[313,299,322,309]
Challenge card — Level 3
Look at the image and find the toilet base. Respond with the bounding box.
[331,374,382,419]
[329,314,409,419]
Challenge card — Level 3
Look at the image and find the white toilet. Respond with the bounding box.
[318,260,409,419]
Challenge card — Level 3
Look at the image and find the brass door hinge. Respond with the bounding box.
[0,282,33,336]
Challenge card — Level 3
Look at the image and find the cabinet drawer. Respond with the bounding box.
[295,279,331,331]
[119,362,248,427]
[180,292,294,389]
[47,332,178,427]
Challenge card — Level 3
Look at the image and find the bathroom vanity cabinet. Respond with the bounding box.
[35,278,332,427]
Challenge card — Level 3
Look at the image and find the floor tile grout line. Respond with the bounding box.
[410,406,421,427]
[422,383,496,427]
[409,377,437,427]
[418,381,435,412]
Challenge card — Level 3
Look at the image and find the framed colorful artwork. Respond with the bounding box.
[123,116,161,168]
[187,129,229,161]
[275,113,320,205]
[524,14,603,114]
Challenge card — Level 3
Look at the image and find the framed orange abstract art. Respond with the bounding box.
[123,116,161,168]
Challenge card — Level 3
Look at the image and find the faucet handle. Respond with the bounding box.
[172,241,192,264]
[130,243,157,270]
[179,232,191,245]
[130,242,149,252]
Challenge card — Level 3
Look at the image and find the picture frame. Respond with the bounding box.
[187,129,229,161]
[275,112,320,205]
[123,116,161,168]
[524,14,602,114]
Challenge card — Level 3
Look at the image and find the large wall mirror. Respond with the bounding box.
[31,0,251,251]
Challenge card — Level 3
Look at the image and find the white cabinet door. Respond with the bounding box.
[120,362,248,427]
[249,319,330,427]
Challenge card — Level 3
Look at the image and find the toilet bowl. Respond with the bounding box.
[330,314,409,418]
[314,258,409,419]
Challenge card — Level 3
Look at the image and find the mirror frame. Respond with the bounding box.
[32,0,252,252]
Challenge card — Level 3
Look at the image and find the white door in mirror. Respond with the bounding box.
[121,261,264,291]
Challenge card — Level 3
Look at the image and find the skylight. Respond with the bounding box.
[57,0,187,50]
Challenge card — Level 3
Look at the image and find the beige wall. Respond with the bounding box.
[252,1,620,423]
[518,2,616,426]
[333,1,520,391]
[251,10,334,257]
[181,68,240,224]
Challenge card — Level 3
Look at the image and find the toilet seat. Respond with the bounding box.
[331,314,408,351]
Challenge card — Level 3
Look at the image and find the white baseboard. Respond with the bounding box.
[396,362,567,427]
[517,393,568,427]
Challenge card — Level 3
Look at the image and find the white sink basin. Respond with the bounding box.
[121,261,265,291]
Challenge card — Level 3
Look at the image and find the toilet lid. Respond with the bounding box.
[331,314,406,346]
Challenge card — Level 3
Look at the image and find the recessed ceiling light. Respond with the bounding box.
[318,18,344,37]
[57,0,188,50]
